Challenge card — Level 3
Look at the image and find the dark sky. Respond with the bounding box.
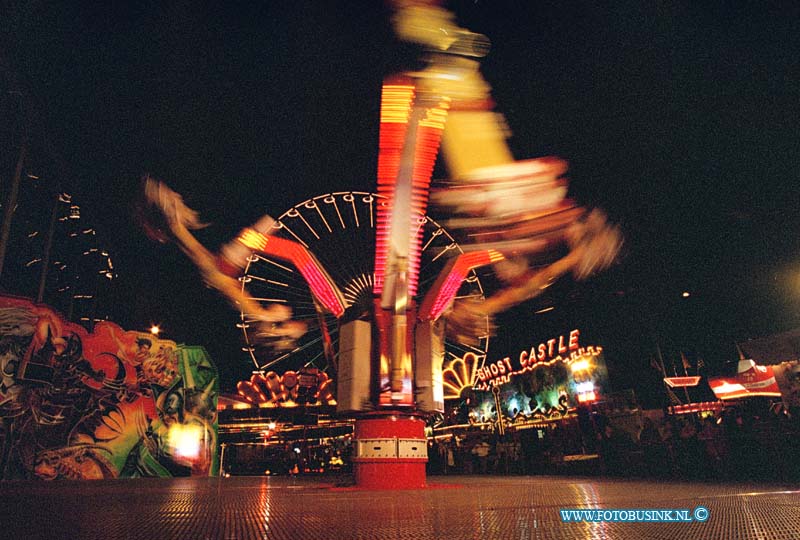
[3,1,800,405]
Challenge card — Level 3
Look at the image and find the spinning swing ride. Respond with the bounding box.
[142,1,621,488]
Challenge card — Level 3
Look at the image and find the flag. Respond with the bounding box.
[656,343,668,377]
[681,352,691,374]
[650,356,663,375]
[696,357,705,371]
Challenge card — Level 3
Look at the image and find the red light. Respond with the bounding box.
[255,236,346,317]
[418,250,504,321]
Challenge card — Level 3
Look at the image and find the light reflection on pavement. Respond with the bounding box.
[1,475,798,539]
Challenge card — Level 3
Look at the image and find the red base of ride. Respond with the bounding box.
[352,414,428,490]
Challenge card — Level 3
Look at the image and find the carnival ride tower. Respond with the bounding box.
[331,4,500,489]
[337,2,619,488]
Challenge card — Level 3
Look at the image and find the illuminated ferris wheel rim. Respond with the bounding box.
[237,190,490,372]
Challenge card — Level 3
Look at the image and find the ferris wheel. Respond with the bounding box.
[237,191,490,376]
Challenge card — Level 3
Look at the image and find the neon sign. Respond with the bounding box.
[475,329,604,388]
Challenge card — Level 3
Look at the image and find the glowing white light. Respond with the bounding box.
[168,424,203,460]
[508,397,519,412]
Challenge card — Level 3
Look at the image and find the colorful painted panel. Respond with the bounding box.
[0,296,218,479]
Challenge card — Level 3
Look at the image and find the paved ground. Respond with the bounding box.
[2,474,799,539]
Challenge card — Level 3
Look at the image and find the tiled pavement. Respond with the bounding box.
[2,474,798,539]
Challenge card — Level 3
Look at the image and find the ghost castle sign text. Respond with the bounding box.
[475,329,603,388]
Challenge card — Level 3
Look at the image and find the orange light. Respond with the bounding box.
[380,84,415,124]
[570,359,590,372]
[238,228,268,251]
[374,79,416,295]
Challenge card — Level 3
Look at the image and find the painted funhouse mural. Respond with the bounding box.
[0,296,218,480]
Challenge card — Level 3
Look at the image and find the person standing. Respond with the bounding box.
[472,440,491,474]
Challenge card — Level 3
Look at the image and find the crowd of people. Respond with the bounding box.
[427,403,800,481]
[631,407,799,481]
[428,424,579,477]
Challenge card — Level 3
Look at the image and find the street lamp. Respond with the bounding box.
[149,325,161,336]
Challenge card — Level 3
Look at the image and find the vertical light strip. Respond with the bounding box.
[373,79,415,296]
[407,97,450,298]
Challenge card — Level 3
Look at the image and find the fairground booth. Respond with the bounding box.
[431,328,626,466]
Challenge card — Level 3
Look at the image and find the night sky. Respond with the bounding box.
[3,1,799,406]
